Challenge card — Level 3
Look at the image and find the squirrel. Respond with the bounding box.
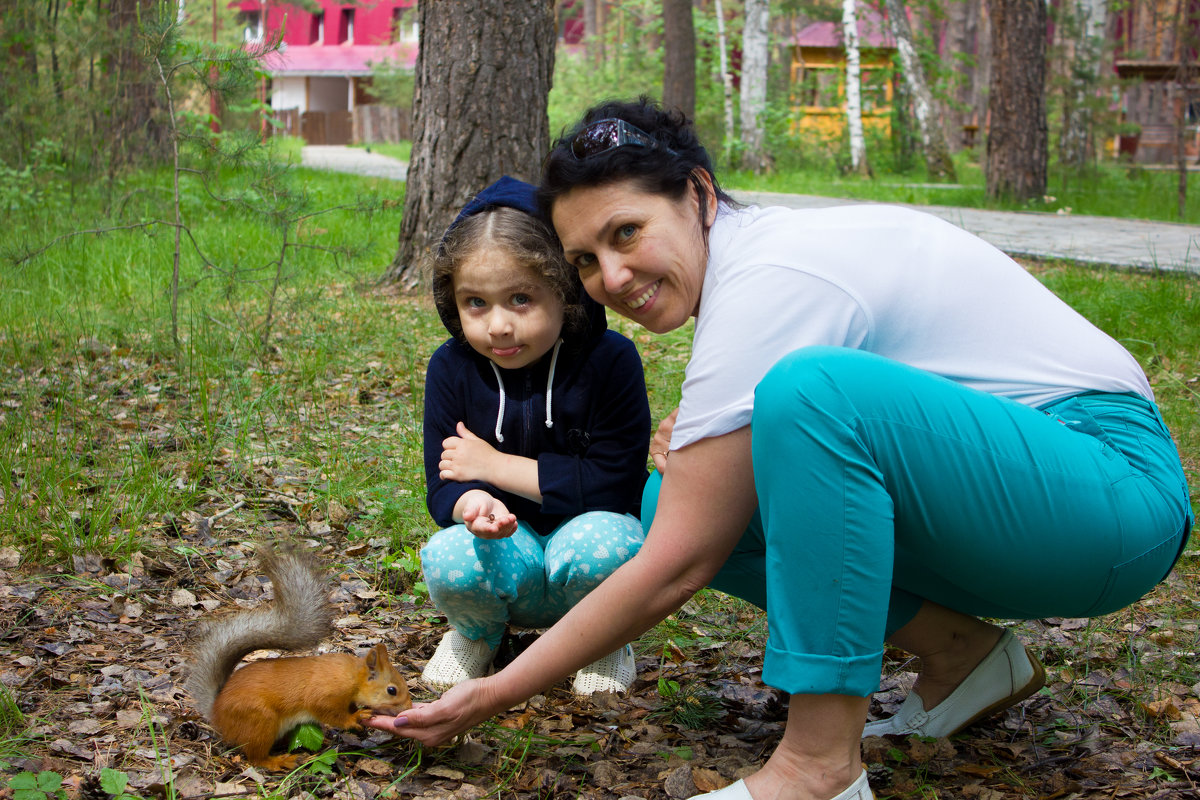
[185,546,412,771]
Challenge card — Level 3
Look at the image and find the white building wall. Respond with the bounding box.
[271,76,307,111]
[269,76,352,112]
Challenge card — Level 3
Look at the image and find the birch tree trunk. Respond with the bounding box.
[842,0,871,176]
[883,0,956,181]
[382,0,556,288]
[739,0,772,172]
[1060,0,1108,171]
[714,0,736,155]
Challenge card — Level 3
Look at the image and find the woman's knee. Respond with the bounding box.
[755,347,878,423]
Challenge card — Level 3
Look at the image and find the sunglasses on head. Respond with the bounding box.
[569,118,678,160]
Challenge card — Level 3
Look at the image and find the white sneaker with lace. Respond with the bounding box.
[572,643,636,695]
[422,630,496,690]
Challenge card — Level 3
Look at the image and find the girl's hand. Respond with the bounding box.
[459,490,518,539]
[365,679,502,748]
[650,407,679,474]
[440,422,499,483]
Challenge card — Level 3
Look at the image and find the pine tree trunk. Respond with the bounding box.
[381,0,556,289]
[842,0,871,176]
[0,0,40,166]
[105,0,172,172]
[985,0,1047,201]
[944,0,988,150]
[1174,0,1192,220]
[662,0,695,119]
[883,0,956,181]
[739,0,771,172]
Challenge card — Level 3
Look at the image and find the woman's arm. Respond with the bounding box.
[370,425,757,745]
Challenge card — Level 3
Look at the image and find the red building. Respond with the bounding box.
[231,1,417,144]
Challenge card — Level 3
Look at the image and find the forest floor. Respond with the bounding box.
[2,280,1199,800]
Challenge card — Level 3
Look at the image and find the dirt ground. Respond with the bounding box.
[3,528,1200,800]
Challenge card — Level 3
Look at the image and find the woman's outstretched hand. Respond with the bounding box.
[365,678,502,748]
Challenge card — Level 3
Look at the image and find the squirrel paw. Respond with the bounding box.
[251,752,304,772]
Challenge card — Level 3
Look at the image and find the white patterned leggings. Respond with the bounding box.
[420,511,645,648]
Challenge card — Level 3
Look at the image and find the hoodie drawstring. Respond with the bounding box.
[489,338,563,444]
[489,361,507,443]
[544,339,562,429]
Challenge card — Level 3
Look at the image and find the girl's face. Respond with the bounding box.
[453,248,565,370]
[551,174,715,335]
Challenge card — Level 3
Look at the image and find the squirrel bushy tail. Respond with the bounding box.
[186,546,333,717]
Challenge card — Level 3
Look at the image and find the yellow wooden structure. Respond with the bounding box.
[788,15,897,141]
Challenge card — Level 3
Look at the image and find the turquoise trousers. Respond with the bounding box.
[642,347,1192,697]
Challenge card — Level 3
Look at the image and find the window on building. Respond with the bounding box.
[237,9,263,43]
[342,8,355,44]
[312,12,325,45]
[860,69,890,113]
[392,4,419,43]
[793,67,841,109]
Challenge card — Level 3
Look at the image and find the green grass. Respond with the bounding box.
[0,157,1196,569]
[0,155,1197,800]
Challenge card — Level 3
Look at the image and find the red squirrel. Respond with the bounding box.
[185,547,411,771]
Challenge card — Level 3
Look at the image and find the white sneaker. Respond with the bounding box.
[572,644,636,695]
[694,769,874,799]
[422,630,496,689]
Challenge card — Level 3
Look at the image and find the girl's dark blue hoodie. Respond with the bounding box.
[423,178,651,536]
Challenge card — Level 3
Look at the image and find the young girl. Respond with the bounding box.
[420,176,651,694]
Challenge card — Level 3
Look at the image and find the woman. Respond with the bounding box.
[371,99,1193,800]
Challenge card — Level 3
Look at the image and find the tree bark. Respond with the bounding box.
[105,0,172,172]
[382,0,556,289]
[0,0,40,166]
[1174,0,1192,220]
[662,0,696,119]
[884,0,956,181]
[842,0,871,176]
[985,0,1047,202]
[739,0,772,172]
[944,0,988,150]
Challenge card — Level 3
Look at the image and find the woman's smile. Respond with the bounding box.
[625,279,662,310]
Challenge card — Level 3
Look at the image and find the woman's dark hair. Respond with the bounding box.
[539,96,735,221]
[431,206,588,345]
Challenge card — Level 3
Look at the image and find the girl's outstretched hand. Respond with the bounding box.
[459,491,518,538]
[366,678,502,747]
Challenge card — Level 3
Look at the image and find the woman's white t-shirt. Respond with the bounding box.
[671,203,1153,450]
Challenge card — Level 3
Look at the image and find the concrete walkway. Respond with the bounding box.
[299,145,1200,274]
[733,190,1200,275]
[301,144,409,181]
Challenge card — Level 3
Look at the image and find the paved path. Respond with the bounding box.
[733,190,1200,275]
[299,145,1200,274]
[301,144,408,181]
